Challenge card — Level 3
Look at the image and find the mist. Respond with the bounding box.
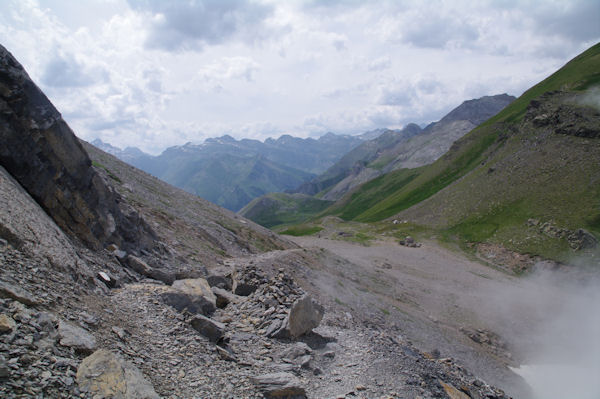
[577,86,600,110]
[470,264,600,399]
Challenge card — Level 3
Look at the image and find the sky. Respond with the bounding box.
[1,0,599,154]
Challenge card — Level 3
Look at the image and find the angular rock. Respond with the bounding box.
[287,295,324,338]
[126,255,173,284]
[162,278,217,315]
[439,380,471,399]
[0,281,40,306]
[212,287,241,308]
[266,318,285,338]
[173,279,216,304]
[190,315,225,343]
[207,275,232,290]
[280,342,312,361]
[0,313,16,333]
[76,349,159,399]
[97,271,118,288]
[126,255,151,275]
[146,268,175,285]
[251,372,307,399]
[57,320,97,354]
[0,354,9,379]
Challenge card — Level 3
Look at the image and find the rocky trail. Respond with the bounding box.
[0,232,518,399]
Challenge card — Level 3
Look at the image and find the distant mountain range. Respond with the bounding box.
[241,93,515,227]
[92,131,372,211]
[294,94,515,201]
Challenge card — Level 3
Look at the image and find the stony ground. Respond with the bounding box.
[0,233,516,399]
[0,141,529,399]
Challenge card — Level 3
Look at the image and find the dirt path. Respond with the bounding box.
[288,235,540,398]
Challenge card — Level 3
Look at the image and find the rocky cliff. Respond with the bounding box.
[0,45,155,252]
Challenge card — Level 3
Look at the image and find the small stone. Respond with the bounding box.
[97,271,117,288]
[112,326,127,340]
[355,384,366,391]
[439,380,470,399]
[0,355,10,379]
[0,313,16,333]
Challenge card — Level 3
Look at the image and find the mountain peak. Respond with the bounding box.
[440,93,516,125]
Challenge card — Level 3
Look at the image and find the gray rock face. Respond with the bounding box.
[190,314,225,343]
[57,320,97,354]
[76,349,159,399]
[287,295,324,338]
[0,44,156,252]
[251,372,307,399]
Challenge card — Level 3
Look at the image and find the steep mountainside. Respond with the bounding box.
[327,43,600,264]
[319,94,514,201]
[239,193,333,229]
[295,125,422,197]
[0,45,156,253]
[0,44,515,399]
[243,94,514,228]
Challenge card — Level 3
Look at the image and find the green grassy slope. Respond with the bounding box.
[239,192,333,228]
[323,43,600,261]
[157,154,314,211]
[330,42,600,222]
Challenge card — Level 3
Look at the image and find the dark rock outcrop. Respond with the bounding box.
[0,44,155,251]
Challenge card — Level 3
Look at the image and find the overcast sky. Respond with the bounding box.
[1,0,599,154]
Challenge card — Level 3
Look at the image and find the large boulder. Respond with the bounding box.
[0,44,155,252]
[161,278,216,315]
[287,295,324,338]
[76,349,159,399]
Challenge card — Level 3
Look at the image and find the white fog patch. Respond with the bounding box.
[504,270,600,399]
[510,364,600,399]
[577,86,600,110]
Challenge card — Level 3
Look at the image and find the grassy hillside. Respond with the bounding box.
[329,43,600,219]
[323,42,600,262]
[159,154,314,211]
[239,192,332,228]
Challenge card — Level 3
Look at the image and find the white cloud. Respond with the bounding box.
[0,0,598,154]
[127,0,275,51]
